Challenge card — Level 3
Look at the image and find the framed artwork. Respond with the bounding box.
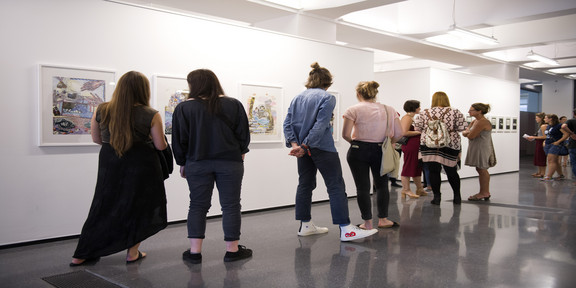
[152,75,188,141]
[490,117,497,130]
[505,117,511,130]
[239,83,283,143]
[38,64,115,146]
[498,117,504,130]
[512,117,518,130]
[327,91,340,141]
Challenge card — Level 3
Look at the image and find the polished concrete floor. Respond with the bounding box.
[1,157,576,288]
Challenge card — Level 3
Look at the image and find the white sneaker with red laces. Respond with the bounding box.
[340,224,378,241]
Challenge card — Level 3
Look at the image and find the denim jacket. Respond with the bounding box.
[283,88,336,152]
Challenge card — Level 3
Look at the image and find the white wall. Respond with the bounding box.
[541,78,574,117]
[0,0,373,245]
[376,68,520,179]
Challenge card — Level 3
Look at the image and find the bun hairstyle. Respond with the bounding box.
[471,103,491,115]
[305,62,333,89]
[356,81,379,100]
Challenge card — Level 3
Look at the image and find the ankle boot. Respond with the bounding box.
[430,193,441,205]
[453,191,461,204]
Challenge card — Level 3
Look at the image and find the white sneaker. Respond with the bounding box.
[298,221,329,236]
[340,225,378,241]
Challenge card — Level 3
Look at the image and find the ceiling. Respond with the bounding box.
[113,0,576,83]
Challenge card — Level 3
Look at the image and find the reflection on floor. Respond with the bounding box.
[1,157,575,287]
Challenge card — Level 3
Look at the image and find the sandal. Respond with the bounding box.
[468,194,491,201]
[531,173,543,178]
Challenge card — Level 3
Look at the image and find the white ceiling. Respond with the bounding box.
[114,0,576,83]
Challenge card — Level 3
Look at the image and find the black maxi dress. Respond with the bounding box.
[73,105,167,259]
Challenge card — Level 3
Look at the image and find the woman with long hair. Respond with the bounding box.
[172,69,252,263]
[526,113,547,177]
[463,103,496,201]
[342,81,403,230]
[540,114,569,181]
[71,71,168,266]
[414,92,467,205]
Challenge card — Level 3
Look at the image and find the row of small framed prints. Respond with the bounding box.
[465,116,518,132]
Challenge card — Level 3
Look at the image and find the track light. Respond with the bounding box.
[526,50,559,66]
[448,25,498,45]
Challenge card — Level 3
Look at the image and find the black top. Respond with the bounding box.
[172,96,250,165]
[565,118,576,133]
[96,105,158,143]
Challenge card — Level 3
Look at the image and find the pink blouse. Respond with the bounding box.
[343,102,401,143]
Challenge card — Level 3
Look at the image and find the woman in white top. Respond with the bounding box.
[342,81,403,229]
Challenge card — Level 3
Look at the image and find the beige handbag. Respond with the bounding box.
[380,105,400,177]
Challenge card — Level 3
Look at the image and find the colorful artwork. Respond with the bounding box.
[39,65,115,146]
[51,77,105,135]
[152,75,188,141]
[164,90,188,134]
[240,83,283,143]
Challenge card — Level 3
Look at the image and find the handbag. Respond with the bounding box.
[396,136,409,145]
[380,105,400,177]
[488,138,497,167]
[157,135,174,180]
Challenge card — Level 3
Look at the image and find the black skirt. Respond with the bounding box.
[73,142,167,259]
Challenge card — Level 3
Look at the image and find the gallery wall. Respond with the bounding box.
[375,67,520,179]
[0,0,374,245]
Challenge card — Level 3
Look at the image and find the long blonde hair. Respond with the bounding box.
[99,71,151,157]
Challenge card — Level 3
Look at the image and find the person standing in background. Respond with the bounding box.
[284,62,378,241]
[399,100,425,199]
[71,71,168,266]
[342,81,403,230]
[561,109,576,183]
[172,69,252,264]
[463,103,496,201]
[414,92,467,205]
[540,114,569,181]
[526,113,547,178]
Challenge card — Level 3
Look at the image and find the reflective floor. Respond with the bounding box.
[1,157,576,287]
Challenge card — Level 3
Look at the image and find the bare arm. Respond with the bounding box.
[91,109,102,145]
[341,118,354,143]
[400,115,420,137]
[465,119,491,139]
[150,112,167,150]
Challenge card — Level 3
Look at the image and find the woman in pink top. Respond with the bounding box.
[342,81,403,229]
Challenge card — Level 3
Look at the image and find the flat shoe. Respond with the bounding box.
[69,257,100,267]
[468,194,491,201]
[378,221,399,228]
[126,251,146,264]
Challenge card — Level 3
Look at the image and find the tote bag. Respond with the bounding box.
[380,105,400,177]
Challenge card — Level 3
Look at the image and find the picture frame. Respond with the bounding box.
[505,117,511,130]
[498,117,504,130]
[490,117,497,130]
[152,75,188,142]
[239,83,283,143]
[512,117,518,131]
[38,64,115,146]
[327,91,340,142]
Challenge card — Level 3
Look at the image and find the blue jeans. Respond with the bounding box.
[346,141,389,220]
[570,148,576,178]
[296,148,351,225]
[185,160,244,241]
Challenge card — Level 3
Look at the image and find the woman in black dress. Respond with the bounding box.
[70,71,168,266]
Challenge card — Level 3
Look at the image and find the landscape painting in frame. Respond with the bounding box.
[38,64,115,146]
[152,75,188,142]
[240,83,282,143]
